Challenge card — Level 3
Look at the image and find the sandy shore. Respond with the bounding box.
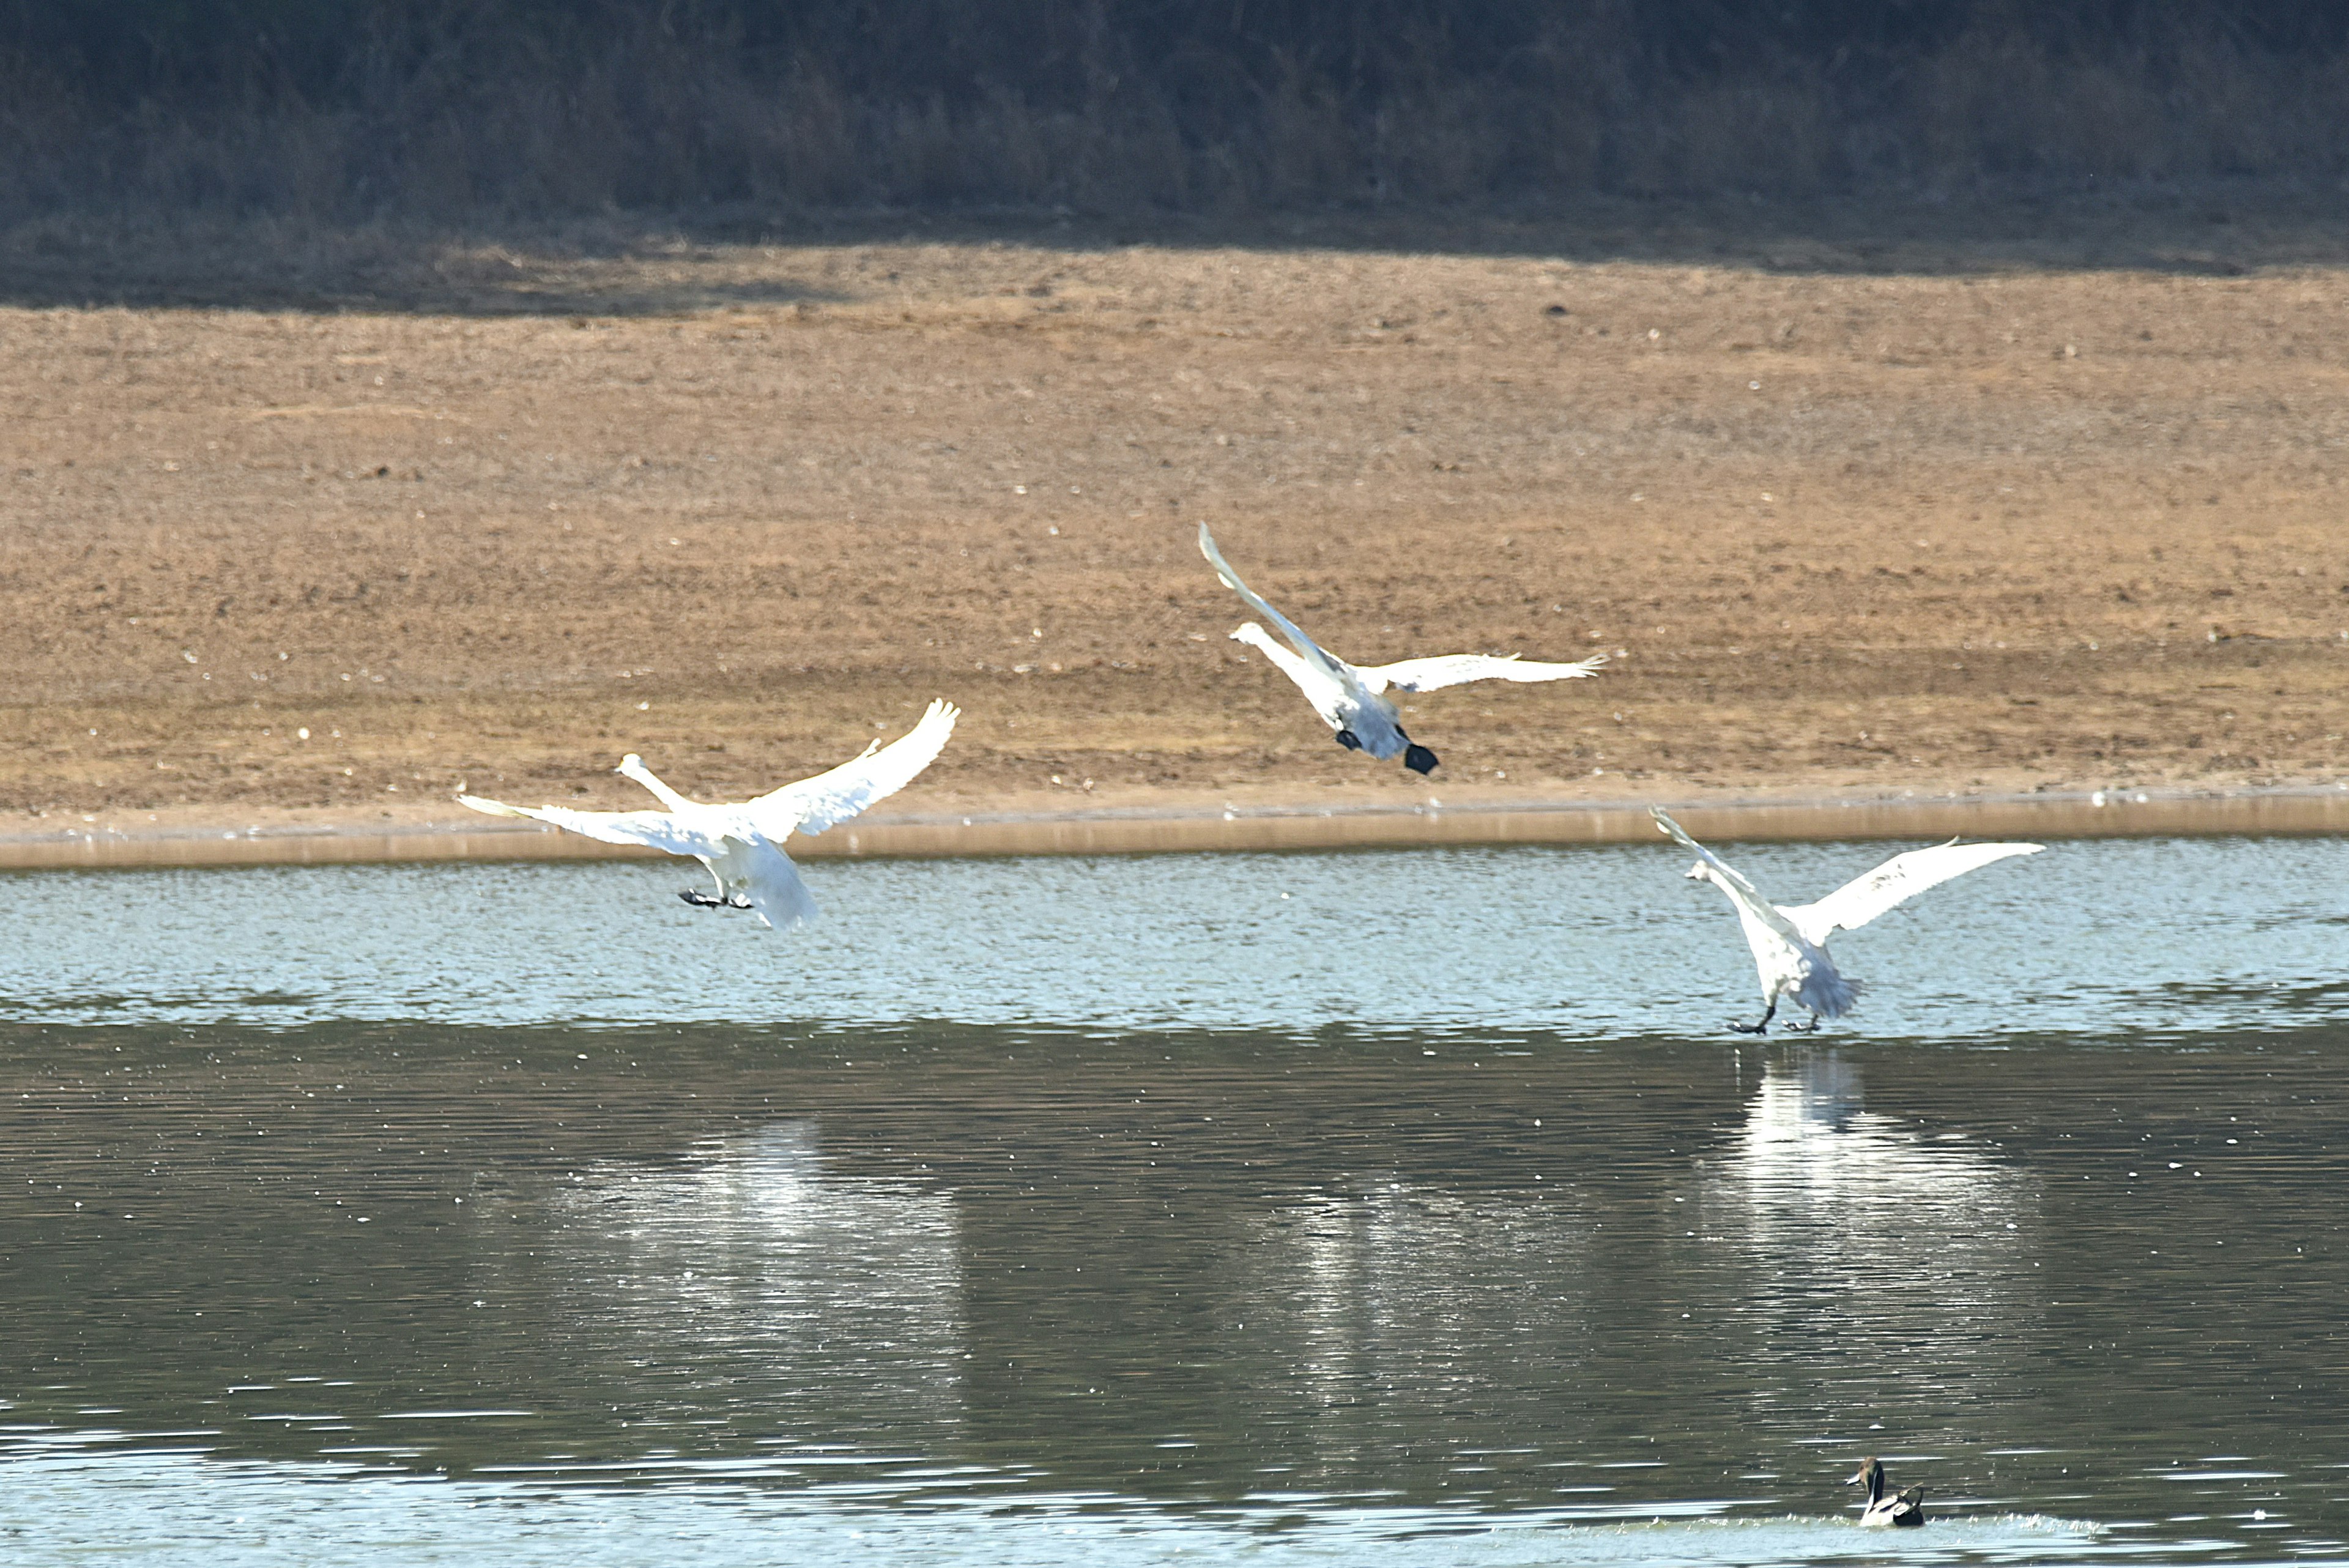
[7,782,2346,872]
[3,205,2344,855]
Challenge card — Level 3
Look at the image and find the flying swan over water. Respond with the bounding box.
[458,700,959,931]
[1198,522,1604,775]
[1653,806,2041,1034]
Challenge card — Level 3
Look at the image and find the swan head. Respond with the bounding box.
[615,754,647,776]
[1683,861,1714,883]
[1846,1457,1884,1491]
[1230,621,1282,651]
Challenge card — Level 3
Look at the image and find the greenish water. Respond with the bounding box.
[1,841,2345,1563]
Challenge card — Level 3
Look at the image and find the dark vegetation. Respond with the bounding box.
[4,2,2349,221]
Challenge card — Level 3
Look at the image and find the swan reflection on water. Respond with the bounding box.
[537,1122,965,1425]
[1228,1185,1594,1474]
[1712,1052,2039,1414]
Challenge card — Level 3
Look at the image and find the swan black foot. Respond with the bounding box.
[1786,1014,1823,1033]
[1729,999,1777,1035]
[1403,743,1439,775]
[1334,729,1364,752]
[678,890,753,910]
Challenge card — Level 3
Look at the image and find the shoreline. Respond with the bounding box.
[6,784,2346,872]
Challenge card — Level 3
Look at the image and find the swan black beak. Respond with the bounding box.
[1403,743,1439,775]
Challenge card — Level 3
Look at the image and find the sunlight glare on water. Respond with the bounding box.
[0,1449,2126,1568]
[1,838,2345,1566]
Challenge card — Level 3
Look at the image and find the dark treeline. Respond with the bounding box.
[6,1,2349,220]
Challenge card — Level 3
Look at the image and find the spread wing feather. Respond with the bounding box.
[457,795,708,858]
[1651,806,1807,946]
[1363,651,1607,694]
[1783,841,2043,946]
[1198,523,1349,681]
[746,699,960,838]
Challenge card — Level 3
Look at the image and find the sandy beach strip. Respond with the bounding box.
[7,783,2345,872]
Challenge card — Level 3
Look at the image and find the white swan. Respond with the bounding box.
[458,700,959,931]
[1652,806,2041,1034]
[1199,522,1604,775]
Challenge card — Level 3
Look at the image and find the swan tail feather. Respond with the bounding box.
[1799,965,1861,1019]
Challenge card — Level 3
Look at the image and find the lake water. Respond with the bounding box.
[2,838,2345,1565]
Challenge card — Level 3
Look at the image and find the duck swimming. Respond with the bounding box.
[1847,1456,1927,1527]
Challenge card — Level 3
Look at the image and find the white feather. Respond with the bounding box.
[1362,650,1606,693]
[1200,522,1599,765]
[458,700,959,931]
[1781,840,2044,947]
[1654,807,2039,1027]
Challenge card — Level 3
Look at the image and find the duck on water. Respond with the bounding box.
[1849,1456,1928,1527]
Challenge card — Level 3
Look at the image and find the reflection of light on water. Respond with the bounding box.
[1234,1189,1591,1468]
[1712,1053,2038,1408]
[543,1122,964,1424]
[1727,1052,2030,1253]
[0,1446,2117,1567]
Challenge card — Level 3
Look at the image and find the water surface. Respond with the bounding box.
[2,839,2345,1564]
[2,836,2344,1036]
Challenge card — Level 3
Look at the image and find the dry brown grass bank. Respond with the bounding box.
[1,208,2345,839]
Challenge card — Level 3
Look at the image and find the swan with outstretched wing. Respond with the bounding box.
[460,700,959,931]
[1200,523,1603,775]
[1653,806,2041,1033]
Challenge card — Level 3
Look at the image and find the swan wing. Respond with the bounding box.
[1361,650,1608,694]
[1197,523,1349,680]
[1651,806,1806,946]
[1783,841,2044,945]
[458,795,705,858]
[745,699,960,838]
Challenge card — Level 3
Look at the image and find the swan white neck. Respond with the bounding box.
[1229,622,1282,655]
[617,754,697,812]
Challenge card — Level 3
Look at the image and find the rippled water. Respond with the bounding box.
[2,839,2346,1564]
[2,836,2346,1036]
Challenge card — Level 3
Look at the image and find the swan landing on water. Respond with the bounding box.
[1652,806,2042,1035]
[1198,522,1605,775]
[458,700,959,931]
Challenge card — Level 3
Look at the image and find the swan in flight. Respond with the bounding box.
[1198,522,1604,775]
[1653,807,2041,1034]
[458,700,959,931]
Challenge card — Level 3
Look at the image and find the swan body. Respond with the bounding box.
[458,700,959,931]
[1199,522,1603,774]
[1653,806,2041,1033]
[1848,1457,1927,1527]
